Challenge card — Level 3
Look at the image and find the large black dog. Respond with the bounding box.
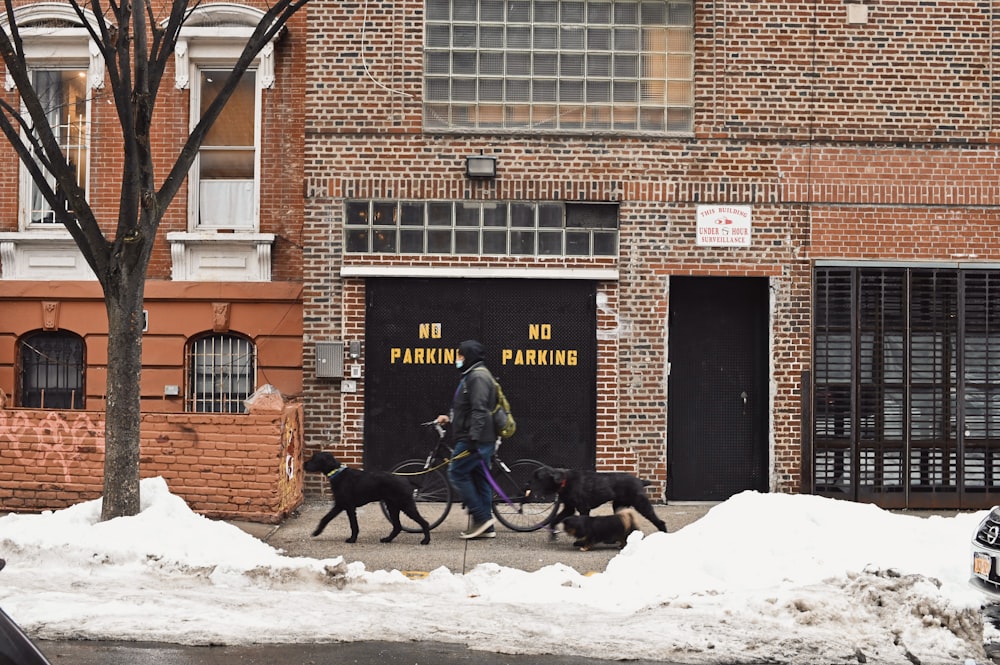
[532,466,668,534]
[303,451,431,545]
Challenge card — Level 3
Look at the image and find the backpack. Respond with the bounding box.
[475,367,516,439]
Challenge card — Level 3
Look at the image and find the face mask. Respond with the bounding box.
[455,359,464,369]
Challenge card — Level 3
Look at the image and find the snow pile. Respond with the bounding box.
[0,477,990,664]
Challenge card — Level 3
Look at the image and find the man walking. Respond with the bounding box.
[436,339,498,539]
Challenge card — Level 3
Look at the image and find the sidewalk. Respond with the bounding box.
[231,500,714,575]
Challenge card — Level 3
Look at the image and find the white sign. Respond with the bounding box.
[696,205,752,247]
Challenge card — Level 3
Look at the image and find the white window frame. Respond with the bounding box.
[2,4,103,232]
[0,4,102,280]
[188,65,262,232]
[20,67,92,229]
[174,3,276,234]
[165,3,280,282]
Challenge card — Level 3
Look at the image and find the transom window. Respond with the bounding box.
[186,333,256,413]
[345,200,618,256]
[18,331,86,409]
[424,0,693,132]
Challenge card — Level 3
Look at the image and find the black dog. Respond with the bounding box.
[562,508,641,551]
[303,451,431,545]
[532,466,668,533]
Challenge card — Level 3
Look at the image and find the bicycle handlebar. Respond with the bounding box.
[420,420,448,437]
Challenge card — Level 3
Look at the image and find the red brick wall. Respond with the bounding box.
[0,404,304,523]
[300,0,1000,500]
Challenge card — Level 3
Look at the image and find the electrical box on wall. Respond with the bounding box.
[315,341,345,378]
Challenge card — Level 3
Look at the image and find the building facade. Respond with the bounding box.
[3,0,1000,517]
[0,2,306,519]
[301,0,1000,511]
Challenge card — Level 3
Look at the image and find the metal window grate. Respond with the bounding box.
[813,267,1000,507]
[186,334,256,413]
[18,331,85,409]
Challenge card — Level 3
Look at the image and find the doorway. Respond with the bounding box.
[667,277,770,500]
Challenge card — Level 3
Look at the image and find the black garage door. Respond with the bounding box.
[364,278,596,473]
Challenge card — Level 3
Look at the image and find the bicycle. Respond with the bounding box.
[382,421,558,532]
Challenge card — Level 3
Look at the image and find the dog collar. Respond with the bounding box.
[326,466,347,478]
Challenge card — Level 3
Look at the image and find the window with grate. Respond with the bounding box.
[18,331,86,409]
[345,199,618,256]
[186,333,256,413]
[813,267,1000,499]
[423,0,694,133]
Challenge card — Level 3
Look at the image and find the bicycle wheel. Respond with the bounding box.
[381,459,452,532]
[491,458,559,532]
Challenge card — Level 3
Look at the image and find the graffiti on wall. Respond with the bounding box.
[0,410,105,481]
[278,405,303,510]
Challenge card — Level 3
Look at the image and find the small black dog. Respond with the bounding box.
[303,451,431,545]
[532,466,668,533]
[562,508,641,551]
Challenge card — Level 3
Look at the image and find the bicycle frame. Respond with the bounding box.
[383,421,557,533]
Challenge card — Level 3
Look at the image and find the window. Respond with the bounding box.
[18,331,86,409]
[2,4,102,231]
[26,69,90,225]
[186,333,256,413]
[345,200,618,256]
[192,69,259,230]
[424,0,693,132]
[813,267,1000,499]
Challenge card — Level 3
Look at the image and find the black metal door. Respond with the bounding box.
[364,278,596,472]
[667,277,769,500]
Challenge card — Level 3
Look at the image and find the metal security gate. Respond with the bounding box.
[667,277,769,501]
[364,278,597,473]
[813,267,1000,509]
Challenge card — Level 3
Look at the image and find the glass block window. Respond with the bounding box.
[345,200,618,256]
[186,333,256,413]
[424,0,693,132]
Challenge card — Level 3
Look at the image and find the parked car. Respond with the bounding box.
[972,507,1000,600]
[0,559,52,665]
[0,607,51,665]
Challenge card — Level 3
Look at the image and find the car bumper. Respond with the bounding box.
[971,542,1000,601]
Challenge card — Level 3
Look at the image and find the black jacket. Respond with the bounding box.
[450,340,497,444]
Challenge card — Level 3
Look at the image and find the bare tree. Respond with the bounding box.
[0,0,307,520]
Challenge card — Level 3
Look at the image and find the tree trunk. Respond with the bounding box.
[100,275,145,521]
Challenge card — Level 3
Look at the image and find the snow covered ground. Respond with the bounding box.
[0,477,993,664]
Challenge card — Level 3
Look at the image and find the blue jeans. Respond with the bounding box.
[448,439,496,524]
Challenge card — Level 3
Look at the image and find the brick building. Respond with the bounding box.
[301,0,1000,511]
[0,2,306,520]
[3,0,1000,519]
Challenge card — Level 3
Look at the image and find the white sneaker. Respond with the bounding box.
[459,518,496,539]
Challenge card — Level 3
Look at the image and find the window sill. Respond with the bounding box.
[166,231,275,282]
[0,230,97,280]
